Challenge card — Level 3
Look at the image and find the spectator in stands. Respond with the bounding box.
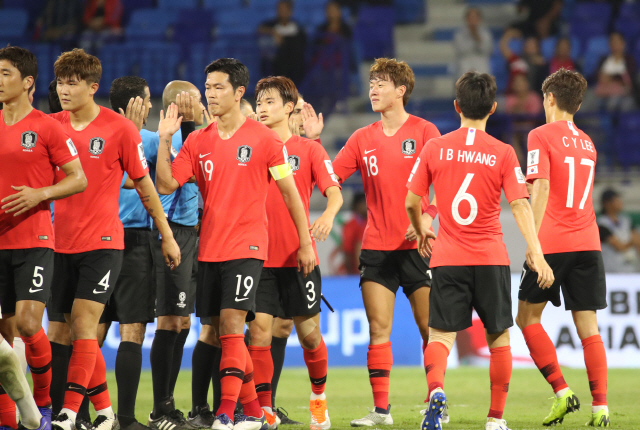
[316,1,352,40]
[453,7,493,76]
[500,29,547,93]
[258,0,307,85]
[80,0,123,54]
[342,193,367,275]
[34,0,83,49]
[509,0,562,39]
[549,37,577,74]
[598,189,640,273]
[504,73,543,115]
[594,32,638,112]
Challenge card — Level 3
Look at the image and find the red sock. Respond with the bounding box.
[303,338,328,395]
[523,324,568,393]
[240,346,261,418]
[64,339,98,413]
[216,334,246,419]
[87,345,111,411]
[22,328,52,407]
[488,346,512,420]
[582,335,607,406]
[0,388,17,429]
[367,342,392,410]
[424,341,449,397]
[248,345,273,408]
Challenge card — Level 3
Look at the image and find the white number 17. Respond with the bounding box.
[564,156,594,209]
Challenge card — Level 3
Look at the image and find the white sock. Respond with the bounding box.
[310,392,326,401]
[97,407,115,419]
[12,338,28,375]
[592,405,608,413]
[60,408,77,423]
[555,387,569,398]
[262,406,273,415]
[0,340,42,429]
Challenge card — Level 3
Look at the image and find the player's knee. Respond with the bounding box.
[157,316,183,332]
[120,323,146,344]
[249,323,272,346]
[47,322,71,345]
[368,318,392,338]
[181,316,191,330]
[300,328,321,350]
[16,317,41,338]
[273,318,294,338]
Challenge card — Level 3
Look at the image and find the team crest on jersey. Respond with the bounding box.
[237,145,252,163]
[401,139,416,155]
[88,137,105,155]
[21,131,37,149]
[288,155,300,171]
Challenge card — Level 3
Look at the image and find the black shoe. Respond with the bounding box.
[275,407,303,426]
[93,415,118,430]
[76,417,95,430]
[147,409,193,430]
[187,405,214,429]
[116,419,150,430]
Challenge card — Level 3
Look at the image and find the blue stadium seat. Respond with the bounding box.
[203,0,242,9]
[126,9,178,41]
[507,38,523,55]
[215,9,263,37]
[570,2,612,40]
[634,39,640,66]
[540,36,581,61]
[614,113,640,167]
[295,8,326,32]
[395,0,425,24]
[136,42,182,95]
[173,9,215,47]
[354,6,394,60]
[614,3,640,47]
[18,43,60,98]
[490,53,507,92]
[582,36,610,79]
[3,0,43,28]
[97,43,136,96]
[158,0,199,9]
[249,0,280,12]
[0,9,29,41]
[121,0,155,27]
[432,28,455,41]
[187,42,229,88]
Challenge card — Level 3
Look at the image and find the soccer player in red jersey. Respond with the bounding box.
[0,45,87,430]
[250,76,342,430]
[406,71,554,430]
[331,58,440,426]
[514,69,610,427]
[48,49,181,430]
[155,58,315,430]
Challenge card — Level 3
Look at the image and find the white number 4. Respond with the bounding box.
[564,157,594,209]
[98,270,111,291]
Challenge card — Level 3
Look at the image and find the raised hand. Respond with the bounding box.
[302,102,324,140]
[176,91,194,122]
[119,96,146,131]
[158,103,183,137]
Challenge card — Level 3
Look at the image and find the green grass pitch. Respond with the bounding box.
[106,367,638,430]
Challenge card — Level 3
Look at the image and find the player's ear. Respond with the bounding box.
[396,84,406,100]
[235,86,246,101]
[453,99,462,114]
[89,81,99,96]
[22,76,34,92]
[489,101,498,115]
[284,101,294,115]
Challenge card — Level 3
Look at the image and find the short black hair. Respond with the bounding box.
[109,76,148,113]
[48,79,62,113]
[0,46,38,92]
[601,188,619,210]
[204,58,249,92]
[455,71,496,120]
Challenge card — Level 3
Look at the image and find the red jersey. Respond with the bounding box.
[408,127,529,267]
[332,115,440,251]
[264,135,340,268]
[342,215,366,273]
[51,107,148,253]
[171,118,290,262]
[0,109,78,250]
[526,120,600,254]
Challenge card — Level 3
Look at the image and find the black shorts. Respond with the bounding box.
[151,223,197,317]
[196,258,264,322]
[51,250,123,314]
[257,266,322,318]
[518,251,607,311]
[430,265,513,334]
[0,248,53,315]
[46,302,66,323]
[359,249,431,297]
[103,229,155,324]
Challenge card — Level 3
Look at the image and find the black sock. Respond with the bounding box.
[50,342,70,415]
[150,329,179,417]
[78,396,91,422]
[116,341,143,420]
[211,346,222,413]
[191,341,215,414]
[270,336,288,407]
[169,328,189,397]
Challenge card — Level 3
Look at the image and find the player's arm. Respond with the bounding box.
[529,178,550,234]
[405,190,436,258]
[156,104,184,195]
[510,198,554,288]
[1,158,87,216]
[122,175,135,189]
[275,173,316,277]
[310,186,343,242]
[406,194,438,241]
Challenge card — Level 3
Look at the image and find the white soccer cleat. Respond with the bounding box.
[211,414,234,430]
[93,414,118,430]
[485,417,511,430]
[441,403,450,424]
[309,398,330,430]
[52,413,76,430]
[233,412,266,430]
[350,407,393,427]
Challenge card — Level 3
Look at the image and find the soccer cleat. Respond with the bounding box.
[420,388,446,430]
[52,413,76,430]
[485,417,511,430]
[75,418,95,430]
[147,410,192,430]
[350,405,393,427]
[117,419,151,430]
[211,414,234,430]
[18,416,49,430]
[309,399,330,430]
[93,415,118,430]
[262,409,277,430]
[187,405,215,429]
[542,390,580,426]
[441,403,449,424]
[274,409,302,426]
[38,405,53,430]
[586,408,611,427]
[233,412,267,430]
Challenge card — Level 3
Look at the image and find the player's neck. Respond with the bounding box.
[1,94,33,126]
[546,108,574,124]
[270,119,293,143]
[216,107,246,139]
[460,117,488,131]
[379,105,409,136]
[69,100,101,130]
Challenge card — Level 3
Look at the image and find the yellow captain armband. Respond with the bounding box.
[269,163,292,180]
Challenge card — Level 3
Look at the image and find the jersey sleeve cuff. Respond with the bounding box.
[269,163,292,180]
